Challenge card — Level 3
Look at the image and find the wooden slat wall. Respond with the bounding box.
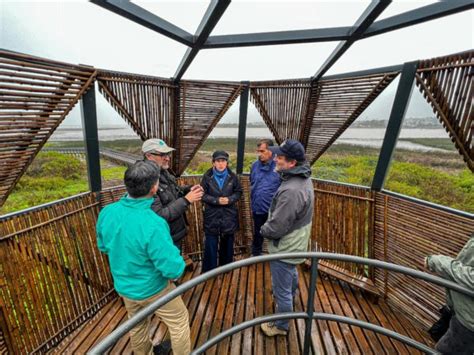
[416,50,473,171]
[249,80,312,144]
[179,175,253,259]
[0,193,115,354]
[306,72,399,164]
[97,71,176,144]
[97,74,242,175]
[373,192,474,328]
[0,50,96,207]
[177,81,242,175]
[99,185,127,207]
[249,73,398,164]
[311,180,375,280]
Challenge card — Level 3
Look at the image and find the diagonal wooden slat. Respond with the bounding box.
[97,70,177,142]
[249,74,398,164]
[250,79,312,144]
[415,50,473,171]
[177,80,242,175]
[98,72,242,175]
[307,72,399,164]
[0,50,96,207]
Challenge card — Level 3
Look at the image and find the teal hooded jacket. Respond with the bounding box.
[97,195,185,300]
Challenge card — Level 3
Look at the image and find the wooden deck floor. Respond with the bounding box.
[51,262,434,354]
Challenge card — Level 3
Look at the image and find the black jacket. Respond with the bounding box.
[151,169,191,242]
[201,168,243,235]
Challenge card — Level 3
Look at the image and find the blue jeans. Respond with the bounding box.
[202,233,234,273]
[252,213,268,256]
[270,260,298,331]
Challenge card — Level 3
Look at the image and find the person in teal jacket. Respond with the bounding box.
[97,161,190,355]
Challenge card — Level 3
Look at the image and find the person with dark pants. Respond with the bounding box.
[250,139,281,256]
[142,139,203,251]
[425,235,474,354]
[260,139,314,337]
[200,151,242,273]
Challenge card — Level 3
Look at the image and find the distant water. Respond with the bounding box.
[51,127,450,152]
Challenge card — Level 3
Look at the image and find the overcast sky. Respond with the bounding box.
[1,0,473,129]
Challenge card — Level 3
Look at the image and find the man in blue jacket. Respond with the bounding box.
[97,161,190,355]
[250,139,281,256]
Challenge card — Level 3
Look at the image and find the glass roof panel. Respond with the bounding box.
[0,0,188,78]
[131,0,211,34]
[326,11,473,76]
[211,0,371,35]
[376,0,437,20]
[183,41,340,81]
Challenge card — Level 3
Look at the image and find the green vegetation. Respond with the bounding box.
[1,152,89,214]
[398,138,457,151]
[3,138,473,215]
[0,152,127,214]
[313,154,473,212]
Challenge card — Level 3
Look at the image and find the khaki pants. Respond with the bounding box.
[122,283,191,355]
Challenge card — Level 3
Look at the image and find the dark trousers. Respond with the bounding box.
[173,239,183,252]
[252,213,268,256]
[202,233,234,273]
[436,315,474,354]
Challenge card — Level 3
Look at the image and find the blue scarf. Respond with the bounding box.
[213,168,229,189]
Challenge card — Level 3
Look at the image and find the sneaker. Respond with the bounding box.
[261,322,288,337]
[153,339,171,355]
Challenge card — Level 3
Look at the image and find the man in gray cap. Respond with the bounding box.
[142,139,203,251]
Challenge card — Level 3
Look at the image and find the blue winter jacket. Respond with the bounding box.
[250,159,281,214]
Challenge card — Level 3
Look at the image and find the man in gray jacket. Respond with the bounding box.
[260,139,314,337]
[426,234,474,354]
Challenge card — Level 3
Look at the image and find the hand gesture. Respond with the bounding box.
[218,197,229,205]
[185,188,203,203]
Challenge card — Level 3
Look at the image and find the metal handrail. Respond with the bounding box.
[89,252,474,354]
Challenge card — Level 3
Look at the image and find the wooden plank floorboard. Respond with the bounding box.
[52,262,434,354]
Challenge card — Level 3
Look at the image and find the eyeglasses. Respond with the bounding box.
[149,152,171,157]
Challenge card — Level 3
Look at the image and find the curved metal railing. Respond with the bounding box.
[88,253,474,355]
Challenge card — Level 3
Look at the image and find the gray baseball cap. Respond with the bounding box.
[142,139,175,154]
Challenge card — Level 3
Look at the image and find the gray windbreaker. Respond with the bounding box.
[260,163,314,264]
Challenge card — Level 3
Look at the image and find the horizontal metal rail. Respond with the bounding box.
[191,312,436,355]
[89,252,473,354]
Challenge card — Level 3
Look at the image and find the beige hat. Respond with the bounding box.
[142,139,175,154]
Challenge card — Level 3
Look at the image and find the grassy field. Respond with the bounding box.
[398,138,457,151]
[0,152,126,214]
[2,138,472,214]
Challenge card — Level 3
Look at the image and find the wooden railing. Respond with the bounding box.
[310,180,375,285]
[0,192,115,354]
[373,191,474,328]
[0,177,472,353]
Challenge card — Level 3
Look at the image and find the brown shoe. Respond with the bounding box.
[261,322,288,337]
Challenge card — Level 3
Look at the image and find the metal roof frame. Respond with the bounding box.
[90,0,473,81]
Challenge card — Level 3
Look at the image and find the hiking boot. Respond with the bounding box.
[153,339,171,355]
[261,322,288,337]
